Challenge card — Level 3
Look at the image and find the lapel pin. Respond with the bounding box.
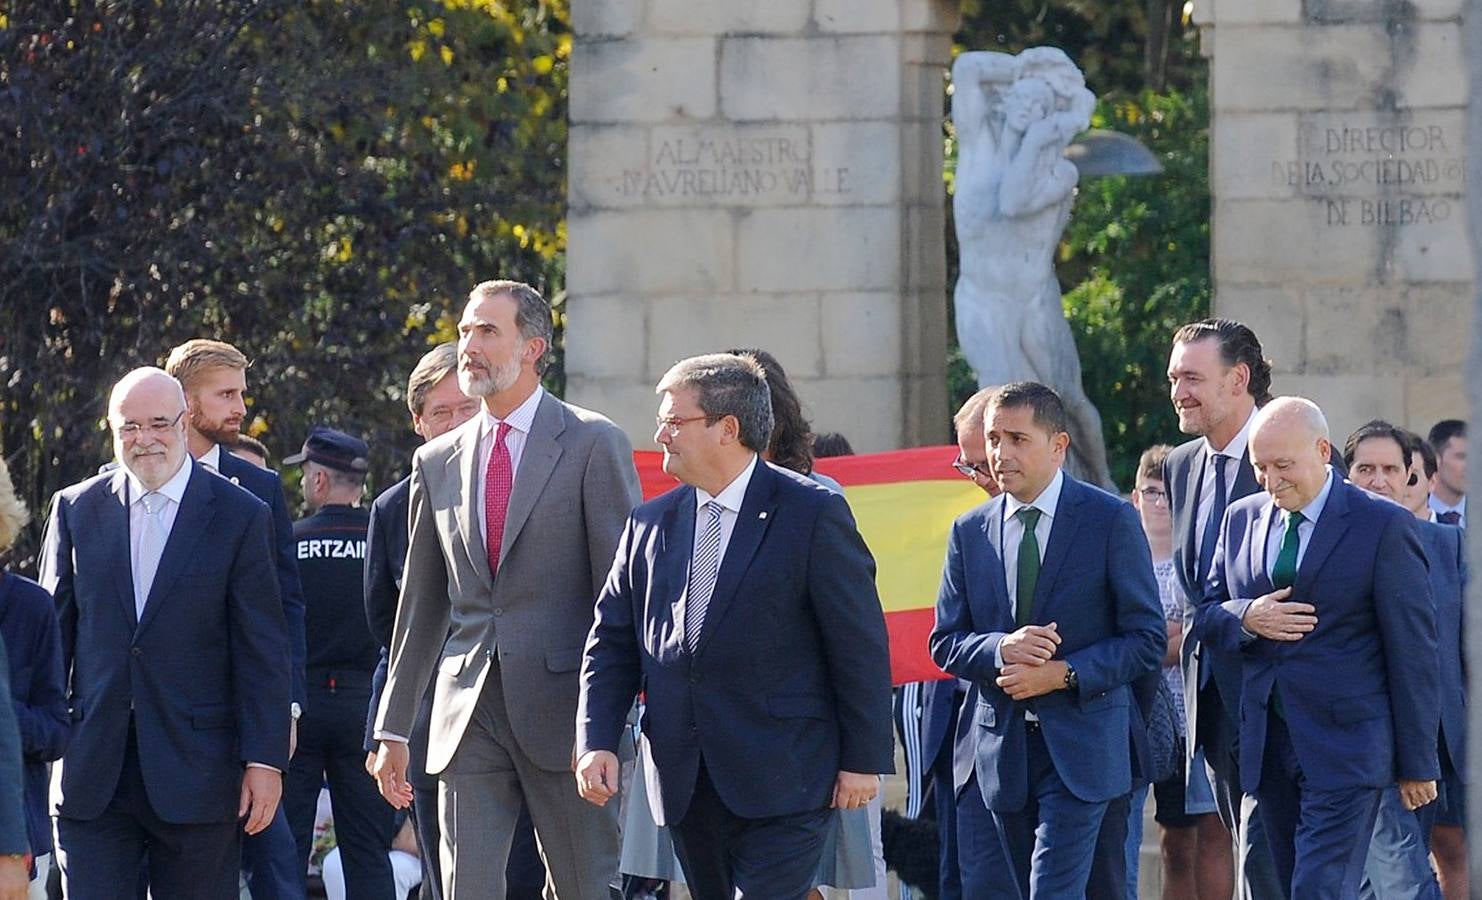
[230,477,240,485]
[758,511,768,520]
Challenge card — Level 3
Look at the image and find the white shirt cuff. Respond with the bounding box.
[246,762,280,773]
[374,731,409,743]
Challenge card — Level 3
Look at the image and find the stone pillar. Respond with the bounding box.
[1464,0,1481,866]
[565,0,958,452]
[1196,0,1472,442]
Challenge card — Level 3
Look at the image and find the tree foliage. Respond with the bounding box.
[0,0,571,568]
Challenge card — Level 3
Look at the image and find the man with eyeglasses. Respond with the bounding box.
[39,367,290,899]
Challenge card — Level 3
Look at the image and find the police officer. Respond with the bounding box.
[281,427,396,900]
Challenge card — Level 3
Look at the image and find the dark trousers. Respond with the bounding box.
[991,725,1111,899]
[285,679,397,900]
[956,777,1020,900]
[928,703,963,900]
[56,727,240,900]
[1199,682,1285,899]
[670,764,831,900]
[1086,791,1130,900]
[1256,710,1384,899]
[242,807,305,900]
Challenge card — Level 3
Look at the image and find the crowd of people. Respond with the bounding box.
[0,279,1468,900]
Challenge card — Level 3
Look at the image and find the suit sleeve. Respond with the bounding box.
[930,518,1010,684]
[1062,503,1166,697]
[0,636,28,855]
[266,477,307,709]
[377,455,452,739]
[363,493,399,649]
[809,492,895,775]
[577,515,642,757]
[9,583,70,763]
[1375,513,1440,781]
[364,648,389,754]
[582,424,642,596]
[230,502,291,770]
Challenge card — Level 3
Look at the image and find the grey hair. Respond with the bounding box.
[108,367,186,420]
[406,342,460,416]
[0,457,29,554]
[952,387,998,436]
[1252,396,1329,442]
[469,280,554,374]
[656,353,774,453]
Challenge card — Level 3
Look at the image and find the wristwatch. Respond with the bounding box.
[1063,665,1079,693]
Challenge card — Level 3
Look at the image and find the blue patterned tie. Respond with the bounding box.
[685,501,725,651]
[1197,453,1229,584]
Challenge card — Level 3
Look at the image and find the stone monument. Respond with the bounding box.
[951,47,1114,487]
[1194,0,1471,443]
[564,1,959,452]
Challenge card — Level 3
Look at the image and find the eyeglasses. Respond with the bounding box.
[655,414,716,438]
[952,457,994,480]
[115,411,185,439]
[1138,486,1168,506]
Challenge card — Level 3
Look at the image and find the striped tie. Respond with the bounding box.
[685,501,725,652]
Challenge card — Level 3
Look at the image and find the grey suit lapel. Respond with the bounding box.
[1180,446,1208,588]
[499,393,565,568]
[454,421,493,591]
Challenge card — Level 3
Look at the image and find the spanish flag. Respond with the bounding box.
[633,447,986,685]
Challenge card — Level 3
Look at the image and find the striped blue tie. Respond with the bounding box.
[685,501,725,652]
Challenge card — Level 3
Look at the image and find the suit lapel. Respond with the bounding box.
[1295,478,1351,595]
[1232,451,1260,500]
[1251,499,1277,587]
[454,420,493,591]
[982,498,1011,621]
[694,462,777,656]
[99,470,136,628]
[136,466,214,637]
[664,489,698,643]
[499,393,565,567]
[1030,473,1084,621]
[1180,446,1208,588]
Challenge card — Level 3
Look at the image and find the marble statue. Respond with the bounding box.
[952,46,1114,488]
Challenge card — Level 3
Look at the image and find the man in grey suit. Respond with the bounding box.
[372,280,641,899]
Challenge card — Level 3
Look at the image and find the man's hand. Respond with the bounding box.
[996,661,1069,701]
[373,740,415,809]
[0,854,28,900]
[999,623,1061,667]
[1241,587,1317,641]
[1398,779,1438,811]
[575,750,621,807]
[364,750,378,777]
[831,771,878,810]
[239,767,282,835]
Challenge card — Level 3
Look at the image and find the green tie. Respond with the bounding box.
[1271,510,1305,589]
[1016,507,1043,627]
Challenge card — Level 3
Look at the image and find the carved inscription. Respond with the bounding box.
[1270,118,1466,228]
[613,130,851,204]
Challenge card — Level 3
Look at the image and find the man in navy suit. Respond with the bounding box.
[165,338,308,900]
[1344,422,1465,900]
[576,352,894,900]
[40,367,290,899]
[930,381,1165,898]
[1193,398,1440,898]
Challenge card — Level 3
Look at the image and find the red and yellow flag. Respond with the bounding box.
[633,447,985,685]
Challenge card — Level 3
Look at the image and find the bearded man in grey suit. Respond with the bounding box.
[372,280,642,899]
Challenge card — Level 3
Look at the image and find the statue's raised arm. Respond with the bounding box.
[950,51,1018,164]
[996,48,1094,218]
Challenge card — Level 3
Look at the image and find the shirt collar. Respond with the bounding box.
[1429,494,1466,516]
[1287,466,1335,525]
[198,443,223,472]
[1204,404,1258,461]
[481,385,544,440]
[1004,468,1065,522]
[697,454,759,515]
[126,456,193,507]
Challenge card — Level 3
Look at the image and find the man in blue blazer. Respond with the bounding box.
[1193,398,1440,898]
[40,368,290,899]
[576,352,895,899]
[931,381,1165,898]
[1344,422,1465,899]
[165,339,308,900]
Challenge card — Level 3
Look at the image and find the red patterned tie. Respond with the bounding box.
[484,422,513,578]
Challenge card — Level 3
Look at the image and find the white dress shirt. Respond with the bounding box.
[126,459,192,616]
[1263,467,1335,580]
[994,469,1065,699]
[198,443,223,473]
[1193,406,1257,561]
[693,454,759,568]
[1428,494,1466,529]
[474,385,544,545]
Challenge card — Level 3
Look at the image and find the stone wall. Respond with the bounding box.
[1196,0,1472,440]
[566,0,959,452]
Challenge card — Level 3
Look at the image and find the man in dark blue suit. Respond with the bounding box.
[931,381,1165,898]
[1193,398,1440,898]
[165,339,309,900]
[0,635,31,899]
[1345,422,1465,899]
[576,352,894,900]
[40,367,291,899]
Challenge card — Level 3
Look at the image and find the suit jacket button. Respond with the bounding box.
[130,646,141,657]
[493,607,504,617]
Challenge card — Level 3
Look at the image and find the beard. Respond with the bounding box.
[458,353,522,398]
[191,410,242,446]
